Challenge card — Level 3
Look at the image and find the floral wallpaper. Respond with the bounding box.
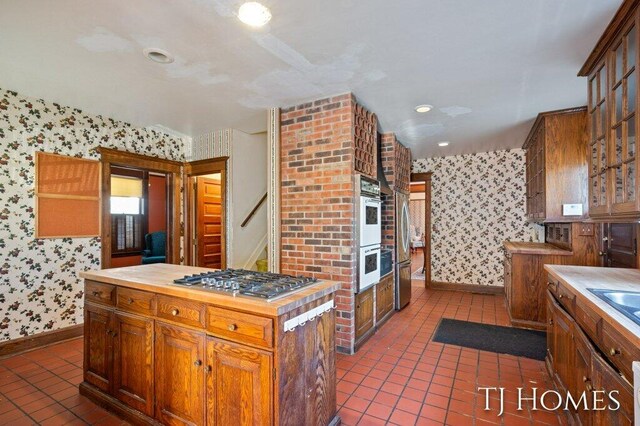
[0,88,187,341]
[412,149,540,287]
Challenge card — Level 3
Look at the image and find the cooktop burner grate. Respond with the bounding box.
[172,269,318,300]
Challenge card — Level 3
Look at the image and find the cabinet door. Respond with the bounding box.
[548,293,575,393]
[84,303,114,392]
[376,275,393,322]
[205,338,272,426]
[592,353,634,426]
[155,322,205,426]
[545,292,555,369]
[355,287,374,341]
[573,328,593,426]
[112,312,154,416]
[610,24,639,215]
[589,59,610,216]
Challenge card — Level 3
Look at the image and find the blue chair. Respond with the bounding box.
[141,231,166,264]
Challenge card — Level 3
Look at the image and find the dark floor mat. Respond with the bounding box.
[432,318,546,361]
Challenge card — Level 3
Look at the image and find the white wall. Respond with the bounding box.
[229,130,268,268]
[189,129,268,270]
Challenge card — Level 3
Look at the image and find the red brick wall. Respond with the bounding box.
[381,133,397,257]
[280,93,357,353]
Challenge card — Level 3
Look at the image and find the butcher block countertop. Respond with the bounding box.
[79,263,341,317]
[544,265,640,345]
[504,241,572,256]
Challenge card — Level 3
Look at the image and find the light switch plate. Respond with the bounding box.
[562,204,583,216]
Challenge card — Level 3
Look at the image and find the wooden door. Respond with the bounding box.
[155,322,205,426]
[355,287,374,341]
[545,292,555,368]
[112,312,154,416]
[196,176,223,268]
[573,328,593,426]
[609,24,638,216]
[375,275,394,322]
[84,303,113,392]
[592,352,634,426]
[602,223,637,267]
[588,60,610,216]
[205,338,272,426]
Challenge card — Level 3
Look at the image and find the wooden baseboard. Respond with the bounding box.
[428,281,504,295]
[0,324,83,358]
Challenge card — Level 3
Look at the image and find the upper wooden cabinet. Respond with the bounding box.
[524,107,588,222]
[581,1,640,219]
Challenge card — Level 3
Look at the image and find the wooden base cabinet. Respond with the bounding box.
[546,284,634,425]
[155,322,205,425]
[206,338,272,426]
[80,278,338,426]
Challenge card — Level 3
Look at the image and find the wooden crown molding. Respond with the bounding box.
[579,0,640,76]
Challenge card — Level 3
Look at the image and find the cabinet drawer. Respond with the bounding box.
[599,321,639,381]
[206,307,273,349]
[85,281,115,306]
[116,287,156,316]
[157,296,206,328]
[575,299,601,341]
[555,283,575,316]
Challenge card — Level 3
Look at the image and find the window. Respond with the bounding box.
[110,172,146,255]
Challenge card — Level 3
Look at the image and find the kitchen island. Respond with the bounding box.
[79,264,341,426]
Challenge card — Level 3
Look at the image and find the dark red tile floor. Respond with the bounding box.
[0,282,562,425]
[0,338,125,425]
[336,283,564,426]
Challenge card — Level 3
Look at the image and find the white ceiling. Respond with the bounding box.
[0,0,621,158]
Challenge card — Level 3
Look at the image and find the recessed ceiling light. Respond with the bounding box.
[415,104,433,113]
[438,141,450,147]
[238,2,272,27]
[143,48,174,64]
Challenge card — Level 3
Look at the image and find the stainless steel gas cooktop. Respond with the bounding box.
[173,269,318,301]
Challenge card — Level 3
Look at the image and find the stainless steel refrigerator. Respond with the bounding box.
[395,192,411,309]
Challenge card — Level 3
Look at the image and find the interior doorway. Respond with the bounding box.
[184,157,228,268]
[99,148,182,269]
[409,173,432,287]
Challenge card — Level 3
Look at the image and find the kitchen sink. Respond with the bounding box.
[588,289,640,326]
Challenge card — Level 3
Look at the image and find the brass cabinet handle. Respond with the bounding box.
[206,365,212,374]
[128,298,134,304]
[558,294,563,299]
[171,309,179,316]
[92,291,100,297]
[227,324,238,331]
[609,347,620,356]
[598,251,605,256]
[194,360,202,367]
[549,319,553,325]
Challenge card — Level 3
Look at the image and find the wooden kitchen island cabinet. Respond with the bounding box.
[79,264,341,426]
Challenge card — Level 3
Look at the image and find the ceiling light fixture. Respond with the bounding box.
[238,2,272,27]
[143,48,174,64]
[438,141,450,147]
[415,104,433,113]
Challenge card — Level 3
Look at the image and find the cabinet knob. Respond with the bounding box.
[171,309,179,316]
[194,360,202,367]
[609,347,620,356]
[227,324,238,331]
[106,329,112,335]
[598,251,605,256]
[206,365,212,374]
[92,291,100,297]
[585,381,593,392]
[549,319,553,325]
[558,294,563,299]
[128,298,134,304]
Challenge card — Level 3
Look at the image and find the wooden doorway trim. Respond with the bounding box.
[98,148,182,269]
[410,172,432,287]
[183,157,228,267]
